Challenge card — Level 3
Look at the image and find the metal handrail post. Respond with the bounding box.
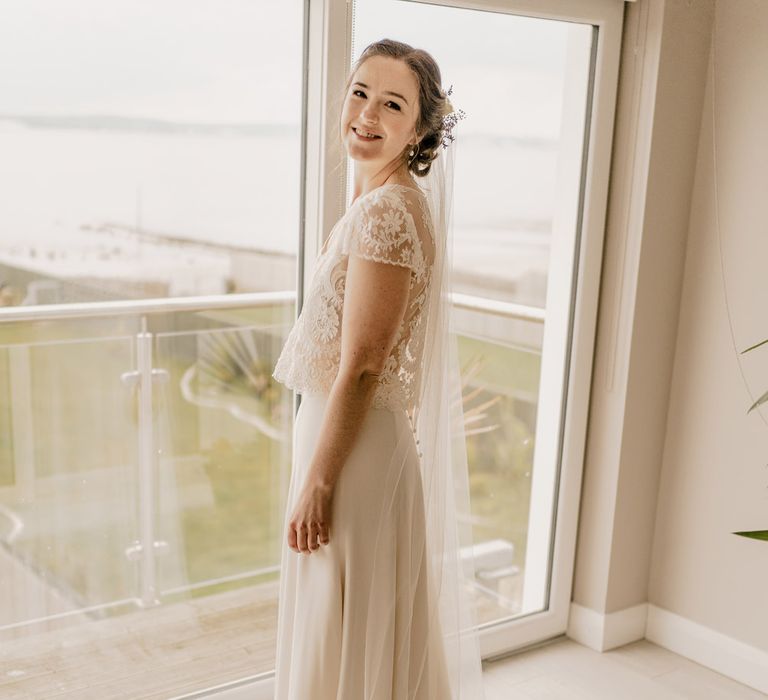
[121,317,168,607]
[136,325,159,607]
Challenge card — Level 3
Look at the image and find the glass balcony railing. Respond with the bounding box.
[0,292,292,613]
[0,290,543,695]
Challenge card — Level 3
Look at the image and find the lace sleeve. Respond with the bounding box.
[348,190,419,271]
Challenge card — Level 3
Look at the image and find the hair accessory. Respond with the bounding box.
[440,84,466,149]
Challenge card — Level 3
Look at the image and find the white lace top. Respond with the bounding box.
[272,183,435,411]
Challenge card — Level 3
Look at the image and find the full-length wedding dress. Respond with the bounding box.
[271,183,452,699]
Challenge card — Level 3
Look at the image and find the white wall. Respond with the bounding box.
[649,0,768,650]
[570,0,768,689]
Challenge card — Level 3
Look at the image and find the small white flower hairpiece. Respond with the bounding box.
[440,84,466,148]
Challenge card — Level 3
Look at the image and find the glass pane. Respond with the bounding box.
[0,1,303,306]
[0,331,140,624]
[351,0,593,629]
[153,322,292,601]
[0,301,296,695]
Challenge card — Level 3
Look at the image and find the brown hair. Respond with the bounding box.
[337,38,453,178]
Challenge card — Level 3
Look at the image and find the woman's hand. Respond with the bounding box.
[287,480,334,554]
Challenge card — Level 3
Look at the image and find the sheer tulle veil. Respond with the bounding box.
[414,133,486,697]
[361,128,485,695]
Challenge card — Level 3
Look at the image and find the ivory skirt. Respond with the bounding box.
[273,391,452,699]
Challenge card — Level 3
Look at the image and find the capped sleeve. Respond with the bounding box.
[347,189,421,272]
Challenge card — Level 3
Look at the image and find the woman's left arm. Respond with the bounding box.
[286,255,412,555]
[305,254,411,490]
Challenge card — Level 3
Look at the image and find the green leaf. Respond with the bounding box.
[746,389,768,413]
[741,338,768,354]
[732,530,768,542]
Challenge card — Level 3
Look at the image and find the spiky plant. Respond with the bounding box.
[180,328,285,441]
[455,354,503,437]
[733,337,768,543]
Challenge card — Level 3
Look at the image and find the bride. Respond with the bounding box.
[272,37,484,699]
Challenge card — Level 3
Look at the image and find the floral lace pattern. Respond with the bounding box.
[272,184,434,411]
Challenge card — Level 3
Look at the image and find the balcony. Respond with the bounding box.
[0,290,542,697]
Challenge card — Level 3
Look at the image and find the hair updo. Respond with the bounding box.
[341,38,452,178]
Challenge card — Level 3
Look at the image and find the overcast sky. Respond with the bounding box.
[0,1,590,139]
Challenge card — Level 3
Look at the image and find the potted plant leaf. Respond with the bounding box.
[732,337,768,543]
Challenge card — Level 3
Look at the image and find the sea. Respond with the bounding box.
[0,117,557,304]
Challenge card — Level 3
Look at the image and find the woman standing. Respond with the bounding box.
[272,38,483,699]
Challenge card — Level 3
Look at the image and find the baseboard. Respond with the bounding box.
[567,600,648,651]
[567,601,768,695]
[646,604,768,695]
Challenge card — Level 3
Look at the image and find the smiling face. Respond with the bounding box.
[340,55,422,174]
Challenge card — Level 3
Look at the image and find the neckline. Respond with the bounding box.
[349,182,423,208]
[383,182,423,195]
[320,183,424,257]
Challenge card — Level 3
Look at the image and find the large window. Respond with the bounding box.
[0,3,304,698]
[0,1,303,305]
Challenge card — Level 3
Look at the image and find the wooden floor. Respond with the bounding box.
[483,637,767,700]
[0,581,282,699]
[1,578,765,699]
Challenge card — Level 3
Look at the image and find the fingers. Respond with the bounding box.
[311,523,330,549]
[307,522,320,552]
[287,520,330,554]
[296,521,309,554]
[287,524,298,554]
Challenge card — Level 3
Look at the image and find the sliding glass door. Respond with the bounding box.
[346,0,625,657]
